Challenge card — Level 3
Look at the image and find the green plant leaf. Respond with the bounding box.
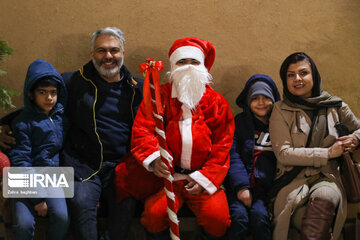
[0,40,16,112]
[0,86,18,111]
[0,40,13,59]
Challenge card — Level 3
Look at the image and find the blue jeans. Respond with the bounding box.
[12,198,69,240]
[228,192,271,240]
[67,174,138,240]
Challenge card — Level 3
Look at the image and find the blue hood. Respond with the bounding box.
[236,74,280,108]
[23,59,67,113]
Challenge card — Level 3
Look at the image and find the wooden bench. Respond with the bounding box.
[1,197,358,239]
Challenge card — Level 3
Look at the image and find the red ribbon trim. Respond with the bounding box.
[138,58,164,118]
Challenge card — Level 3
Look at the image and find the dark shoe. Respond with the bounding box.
[145,228,171,240]
[198,227,227,240]
[301,197,336,240]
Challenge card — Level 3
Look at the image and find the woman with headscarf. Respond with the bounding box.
[269,52,360,240]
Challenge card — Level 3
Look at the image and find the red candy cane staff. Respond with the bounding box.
[139,59,180,240]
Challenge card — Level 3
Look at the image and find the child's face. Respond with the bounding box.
[249,94,273,123]
[32,86,58,115]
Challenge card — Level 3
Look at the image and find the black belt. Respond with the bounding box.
[174,166,195,175]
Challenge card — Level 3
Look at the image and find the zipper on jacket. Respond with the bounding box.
[49,116,60,147]
[48,110,61,167]
[80,68,104,182]
[127,78,136,123]
[131,86,135,122]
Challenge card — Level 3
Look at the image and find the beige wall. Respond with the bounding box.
[1,0,360,117]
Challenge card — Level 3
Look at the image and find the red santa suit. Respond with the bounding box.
[131,80,235,236]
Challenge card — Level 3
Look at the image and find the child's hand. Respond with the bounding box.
[34,201,48,217]
[185,179,204,195]
[237,189,252,208]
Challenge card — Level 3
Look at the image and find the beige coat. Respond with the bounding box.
[269,101,360,240]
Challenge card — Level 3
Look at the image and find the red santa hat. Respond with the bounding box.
[168,37,216,71]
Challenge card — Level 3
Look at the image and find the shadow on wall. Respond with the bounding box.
[52,38,171,81]
[52,35,170,81]
[52,33,92,73]
[126,46,170,83]
[126,49,265,116]
[0,34,91,118]
[214,65,258,115]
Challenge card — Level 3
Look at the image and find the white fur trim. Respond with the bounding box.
[189,171,217,195]
[143,151,160,171]
[170,46,205,70]
[179,105,193,169]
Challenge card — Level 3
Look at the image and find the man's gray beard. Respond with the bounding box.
[92,57,123,80]
[168,65,212,109]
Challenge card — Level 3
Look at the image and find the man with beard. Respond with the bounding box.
[61,27,143,240]
[0,27,143,240]
[131,37,235,239]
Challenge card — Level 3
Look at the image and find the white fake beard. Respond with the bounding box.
[168,64,212,109]
[92,57,123,80]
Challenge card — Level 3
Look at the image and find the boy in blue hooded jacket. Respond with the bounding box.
[226,74,280,240]
[8,59,69,240]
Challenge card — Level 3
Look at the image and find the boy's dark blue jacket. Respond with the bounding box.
[2,60,143,181]
[226,74,280,196]
[9,59,67,167]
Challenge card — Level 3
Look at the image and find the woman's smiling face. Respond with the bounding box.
[286,60,314,98]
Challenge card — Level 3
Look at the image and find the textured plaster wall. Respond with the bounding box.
[0,0,360,117]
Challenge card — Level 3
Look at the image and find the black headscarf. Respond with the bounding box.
[279,52,342,109]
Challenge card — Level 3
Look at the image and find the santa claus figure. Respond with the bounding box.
[131,37,234,239]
